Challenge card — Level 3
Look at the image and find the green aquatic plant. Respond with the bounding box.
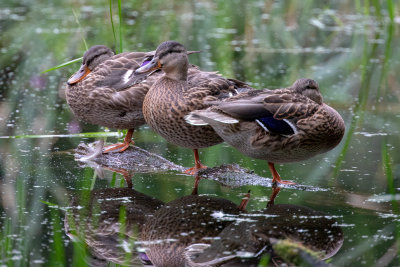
[109,0,124,53]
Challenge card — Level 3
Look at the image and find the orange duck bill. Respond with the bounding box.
[67,64,91,85]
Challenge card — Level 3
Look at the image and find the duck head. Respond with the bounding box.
[67,45,114,85]
[292,78,323,105]
[135,41,200,81]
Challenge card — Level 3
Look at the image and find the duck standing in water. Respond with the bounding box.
[66,45,159,153]
[135,41,251,174]
[66,45,201,153]
[186,78,345,184]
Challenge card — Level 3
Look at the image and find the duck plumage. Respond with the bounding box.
[65,45,204,153]
[135,41,252,174]
[186,78,345,183]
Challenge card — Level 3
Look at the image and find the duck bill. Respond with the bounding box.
[135,57,161,74]
[187,50,202,55]
[67,65,91,85]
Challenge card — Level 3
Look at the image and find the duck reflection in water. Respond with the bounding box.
[138,191,250,267]
[65,187,164,266]
[185,203,343,267]
[64,180,341,266]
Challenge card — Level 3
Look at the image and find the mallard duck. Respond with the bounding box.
[186,78,345,184]
[135,41,251,174]
[66,45,200,153]
[66,45,160,153]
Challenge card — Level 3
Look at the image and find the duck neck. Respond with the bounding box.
[165,68,187,81]
[163,54,189,81]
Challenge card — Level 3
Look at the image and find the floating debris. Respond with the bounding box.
[74,141,185,173]
[197,164,328,192]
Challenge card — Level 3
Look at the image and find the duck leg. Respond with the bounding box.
[102,166,133,188]
[268,162,296,185]
[103,128,135,153]
[267,184,281,207]
[184,149,207,175]
[191,175,201,195]
[238,190,251,211]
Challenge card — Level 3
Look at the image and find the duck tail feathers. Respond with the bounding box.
[185,110,239,125]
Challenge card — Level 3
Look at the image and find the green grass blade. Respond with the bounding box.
[109,0,118,52]
[371,0,382,20]
[119,174,126,187]
[331,25,381,182]
[0,132,122,139]
[258,253,270,266]
[382,137,396,204]
[49,208,66,266]
[111,172,117,187]
[41,7,89,74]
[40,57,82,74]
[90,169,97,191]
[40,201,58,207]
[382,136,400,264]
[387,0,394,22]
[72,9,88,50]
[363,0,370,16]
[118,0,123,52]
[1,218,12,264]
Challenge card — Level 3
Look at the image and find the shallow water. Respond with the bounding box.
[0,1,400,266]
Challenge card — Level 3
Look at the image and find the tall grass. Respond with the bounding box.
[109,0,124,53]
[331,0,394,181]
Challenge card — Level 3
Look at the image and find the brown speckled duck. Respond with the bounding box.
[66,45,159,153]
[66,45,200,153]
[186,78,345,184]
[135,41,251,174]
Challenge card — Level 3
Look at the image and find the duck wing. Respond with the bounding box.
[186,70,251,104]
[261,89,321,120]
[93,51,156,91]
[214,89,320,121]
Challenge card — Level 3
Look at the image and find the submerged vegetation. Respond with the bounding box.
[0,0,399,266]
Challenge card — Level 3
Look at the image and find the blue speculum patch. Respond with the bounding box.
[256,117,295,135]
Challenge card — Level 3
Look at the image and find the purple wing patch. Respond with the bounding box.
[140,60,150,67]
[138,252,152,265]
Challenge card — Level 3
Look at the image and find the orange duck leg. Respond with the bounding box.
[103,128,135,153]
